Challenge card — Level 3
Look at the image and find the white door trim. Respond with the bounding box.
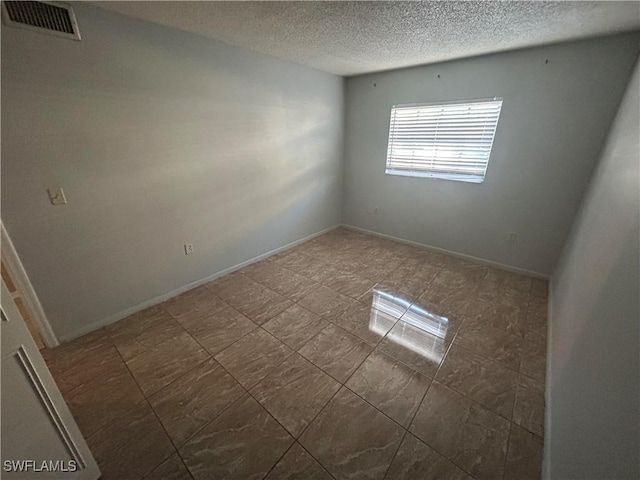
[1,222,59,347]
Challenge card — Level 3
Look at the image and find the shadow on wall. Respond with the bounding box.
[552,226,637,375]
[31,80,339,251]
[551,133,639,376]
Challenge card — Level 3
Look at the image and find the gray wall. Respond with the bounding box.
[547,60,639,480]
[343,34,640,276]
[1,3,344,341]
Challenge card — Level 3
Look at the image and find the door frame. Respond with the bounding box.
[1,222,58,348]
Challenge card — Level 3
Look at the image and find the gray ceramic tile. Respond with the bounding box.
[297,285,354,318]
[527,297,548,320]
[144,453,193,480]
[265,443,332,480]
[106,308,184,361]
[358,286,413,318]
[476,279,530,304]
[243,261,319,302]
[296,242,336,259]
[530,279,549,300]
[525,311,548,341]
[504,424,543,480]
[407,249,451,267]
[204,272,257,300]
[436,343,518,419]
[326,254,370,276]
[385,433,472,480]
[346,350,430,427]
[54,346,130,396]
[163,286,228,321]
[418,281,478,317]
[377,320,450,378]
[238,258,272,275]
[432,267,484,291]
[397,257,442,281]
[49,229,546,480]
[180,395,293,480]
[323,269,377,299]
[64,368,144,438]
[180,306,257,355]
[463,297,527,337]
[520,335,547,383]
[42,328,111,371]
[355,258,405,282]
[294,257,342,284]
[378,258,441,298]
[410,382,510,480]
[329,302,398,345]
[215,328,293,388]
[484,268,532,293]
[43,329,124,394]
[454,317,523,371]
[298,324,372,383]
[400,303,462,343]
[87,401,175,480]
[126,331,210,396]
[272,250,316,272]
[149,359,244,446]
[251,354,340,437]
[513,374,545,436]
[374,276,428,300]
[226,282,293,325]
[300,388,404,480]
[262,304,328,350]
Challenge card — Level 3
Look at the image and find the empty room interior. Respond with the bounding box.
[1,1,639,479]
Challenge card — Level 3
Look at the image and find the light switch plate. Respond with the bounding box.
[47,187,67,205]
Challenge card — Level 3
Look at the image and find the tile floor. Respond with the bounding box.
[42,228,547,480]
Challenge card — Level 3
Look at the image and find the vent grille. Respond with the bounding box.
[2,1,81,40]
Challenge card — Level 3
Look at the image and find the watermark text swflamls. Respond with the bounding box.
[3,460,78,473]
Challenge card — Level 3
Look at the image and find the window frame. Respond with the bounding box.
[384,97,503,184]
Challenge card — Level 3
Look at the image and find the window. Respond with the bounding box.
[385,97,503,183]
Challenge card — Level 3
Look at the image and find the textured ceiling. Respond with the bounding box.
[93,1,640,76]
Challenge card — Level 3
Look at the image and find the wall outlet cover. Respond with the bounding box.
[47,187,67,205]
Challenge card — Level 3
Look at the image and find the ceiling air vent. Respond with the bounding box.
[2,1,81,40]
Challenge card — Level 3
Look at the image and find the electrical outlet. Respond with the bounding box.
[507,232,518,243]
[184,244,194,255]
[47,187,67,205]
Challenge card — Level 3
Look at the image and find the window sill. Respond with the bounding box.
[384,169,485,184]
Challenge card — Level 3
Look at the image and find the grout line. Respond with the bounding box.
[292,385,342,450]
[260,442,296,480]
[502,422,515,480]
[381,431,409,480]
[386,323,500,479]
[105,338,191,477]
[141,451,194,480]
[178,324,312,451]
[287,441,338,480]
[106,318,248,476]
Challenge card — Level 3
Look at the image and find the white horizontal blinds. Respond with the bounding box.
[386,98,503,182]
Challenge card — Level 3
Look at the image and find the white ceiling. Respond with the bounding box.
[93,1,640,76]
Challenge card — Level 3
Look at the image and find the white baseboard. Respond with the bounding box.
[341,224,549,279]
[61,222,549,342]
[58,224,340,343]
